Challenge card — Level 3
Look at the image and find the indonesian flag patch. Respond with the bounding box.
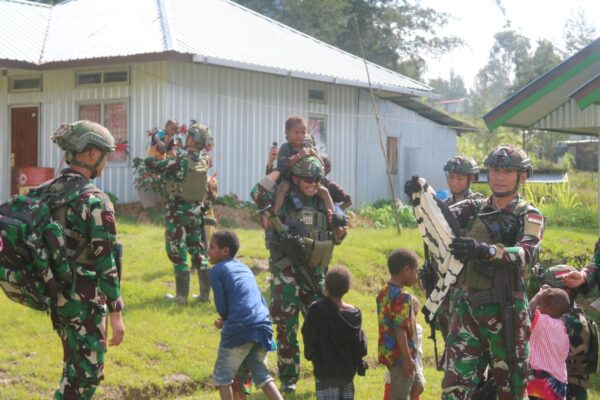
[524,213,544,238]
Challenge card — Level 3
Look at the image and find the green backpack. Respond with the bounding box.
[0,177,99,311]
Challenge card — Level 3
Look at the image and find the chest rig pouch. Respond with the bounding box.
[165,157,208,202]
[460,203,522,290]
[286,198,334,270]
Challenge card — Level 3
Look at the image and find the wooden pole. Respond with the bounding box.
[352,16,402,235]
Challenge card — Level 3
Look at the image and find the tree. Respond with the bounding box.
[562,8,597,57]
[466,29,531,116]
[513,39,562,92]
[428,70,467,100]
[233,0,463,80]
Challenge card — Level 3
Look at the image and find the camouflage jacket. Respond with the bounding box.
[444,189,484,207]
[450,194,544,272]
[34,169,123,312]
[144,151,205,205]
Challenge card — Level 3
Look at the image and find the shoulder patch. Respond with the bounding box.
[524,213,544,238]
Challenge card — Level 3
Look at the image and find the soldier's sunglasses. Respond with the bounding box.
[301,176,320,184]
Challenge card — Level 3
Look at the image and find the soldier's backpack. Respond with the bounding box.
[565,306,599,375]
[0,176,100,311]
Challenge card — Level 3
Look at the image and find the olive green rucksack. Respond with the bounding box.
[0,177,99,311]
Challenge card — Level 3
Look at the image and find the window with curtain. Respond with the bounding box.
[79,101,128,162]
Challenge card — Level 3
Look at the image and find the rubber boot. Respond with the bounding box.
[166,270,190,305]
[192,269,211,303]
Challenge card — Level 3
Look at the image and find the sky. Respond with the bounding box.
[420,0,600,89]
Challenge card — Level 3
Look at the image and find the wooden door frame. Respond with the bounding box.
[9,104,41,195]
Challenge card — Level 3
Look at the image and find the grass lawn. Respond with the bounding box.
[1,223,600,399]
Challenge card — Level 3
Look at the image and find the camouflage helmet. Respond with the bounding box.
[291,156,324,178]
[443,156,480,179]
[50,120,115,153]
[540,264,577,289]
[187,124,214,149]
[483,145,533,177]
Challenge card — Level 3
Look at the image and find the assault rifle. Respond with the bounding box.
[420,245,441,370]
[266,211,322,295]
[468,261,520,395]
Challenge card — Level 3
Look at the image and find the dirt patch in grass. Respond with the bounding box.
[116,202,261,230]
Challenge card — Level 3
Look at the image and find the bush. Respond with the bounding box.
[215,194,257,210]
[540,203,597,230]
[357,200,417,229]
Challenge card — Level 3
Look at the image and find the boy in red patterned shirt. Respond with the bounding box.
[377,248,424,400]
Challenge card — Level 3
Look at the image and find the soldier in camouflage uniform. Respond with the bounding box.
[266,156,345,393]
[45,120,125,400]
[441,145,544,399]
[563,243,600,400]
[144,124,213,305]
[442,155,484,207]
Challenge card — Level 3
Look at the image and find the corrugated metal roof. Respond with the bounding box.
[0,0,51,63]
[41,0,166,62]
[483,37,600,131]
[168,0,432,96]
[0,0,432,96]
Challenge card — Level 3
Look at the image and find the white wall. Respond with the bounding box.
[355,90,457,206]
[1,61,455,206]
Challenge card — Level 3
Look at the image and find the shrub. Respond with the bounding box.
[357,200,417,229]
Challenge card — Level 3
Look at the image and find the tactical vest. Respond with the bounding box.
[165,157,208,202]
[459,199,529,289]
[566,306,599,377]
[286,205,330,241]
[285,203,334,270]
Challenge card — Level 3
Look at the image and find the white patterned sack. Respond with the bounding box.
[410,177,463,323]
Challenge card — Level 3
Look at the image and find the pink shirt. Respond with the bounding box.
[529,308,569,383]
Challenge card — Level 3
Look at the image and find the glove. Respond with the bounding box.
[404,175,421,198]
[449,237,491,262]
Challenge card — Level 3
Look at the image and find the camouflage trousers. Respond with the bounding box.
[165,200,207,272]
[442,287,530,400]
[269,261,324,386]
[51,299,107,400]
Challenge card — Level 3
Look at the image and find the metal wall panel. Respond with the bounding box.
[535,99,600,131]
[355,89,457,206]
[166,61,358,203]
[1,61,454,206]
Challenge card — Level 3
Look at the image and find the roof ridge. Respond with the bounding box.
[156,0,174,51]
[222,0,430,91]
[38,1,55,65]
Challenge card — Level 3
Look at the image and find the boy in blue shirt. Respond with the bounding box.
[209,230,283,400]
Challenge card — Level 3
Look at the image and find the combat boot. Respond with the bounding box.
[165,270,190,305]
[192,269,211,303]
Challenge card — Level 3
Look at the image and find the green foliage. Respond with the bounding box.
[466,28,563,118]
[1,224,600,399]
[218,216,239,228]
[458,127,521,163]
[428,70,467,101]
[131,157,164,195]
[562,7,597,57]
[357,201,417,229]
[215,194,257,210]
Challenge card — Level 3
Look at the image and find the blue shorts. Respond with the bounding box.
[213,342,273,388]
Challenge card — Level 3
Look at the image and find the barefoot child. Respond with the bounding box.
[209,230,283,400]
